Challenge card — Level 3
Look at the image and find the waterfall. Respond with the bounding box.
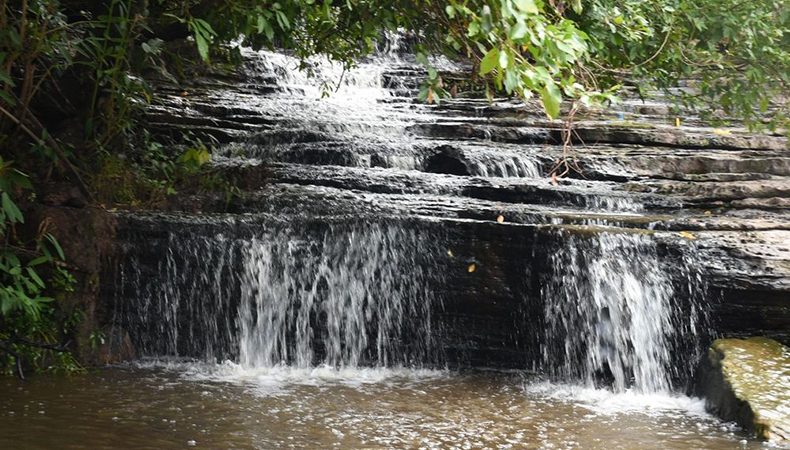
[114,222,443,369]
[466,150,542,178]
[539,230,708,393]
[113,41,714,394]
[236,224,441,368]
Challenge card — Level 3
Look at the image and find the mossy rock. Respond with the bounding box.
[697,337,790,442]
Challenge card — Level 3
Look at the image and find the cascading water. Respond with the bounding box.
[466,149,543,178]
[113,222,443,369]
[114,37,714,396]
[539,230,708,393]
[236,224,441,368]
[6,25,780,449]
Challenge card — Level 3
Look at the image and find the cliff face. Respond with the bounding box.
[22,187,120,365]
[88,48,788,383]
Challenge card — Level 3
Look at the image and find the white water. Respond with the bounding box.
[466,149,542,178]
[237,224,440,368]
[116,223,442,368]
[541,230,706,393]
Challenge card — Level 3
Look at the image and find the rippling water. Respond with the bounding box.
[0,365,763,449]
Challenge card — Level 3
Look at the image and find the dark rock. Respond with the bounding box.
[39,182,88,208]
[424,145,471,175]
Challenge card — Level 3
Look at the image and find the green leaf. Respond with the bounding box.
[44,234,65,260]
[499,49,510,70]
[275,10,290,29]
[510,21,528,41]
[1,192,24,224]
[28,256,50,267]
[193,19,217,37]
[514,0,539,14]
[195,33,210,61]
[480,48,500,75]
[26,267,45,288]
[467,21,480,37]
[1,291,14,316]
[0,90,16,106]
[540,82,562,119]
[189,18,216,61]
[504,70,520,94]
[256,15,267,34]
[264,22,274,41]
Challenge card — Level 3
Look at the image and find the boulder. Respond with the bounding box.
[697,337,790,442]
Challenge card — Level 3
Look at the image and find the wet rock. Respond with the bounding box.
[697,338,790,442]
[424,145,471,175]
[97,327,137,364]
[99,45,790,374]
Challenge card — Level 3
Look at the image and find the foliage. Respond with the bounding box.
[146,0,787,125]
[91,132,238,207]
[1,0,786,174]
[0,157,79,377]
[578,0,789,129]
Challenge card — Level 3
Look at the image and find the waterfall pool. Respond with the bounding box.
[0,363,765,449]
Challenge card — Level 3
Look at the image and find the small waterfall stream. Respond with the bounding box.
[236,225,440,368]
[114,222,444,369]
[540,231,707,393]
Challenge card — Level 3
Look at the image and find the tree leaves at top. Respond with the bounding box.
[150,0,786,127]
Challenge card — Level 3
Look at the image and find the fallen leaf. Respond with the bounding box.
[496,215,505,223]
[467,263,476,273]
[679,231,696,240]
[447,249,454,257]
[712,128,732,136]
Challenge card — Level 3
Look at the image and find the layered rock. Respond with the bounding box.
[100,46,790,381]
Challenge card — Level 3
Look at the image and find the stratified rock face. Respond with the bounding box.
[697,338,790,442]
[99,43,790,391]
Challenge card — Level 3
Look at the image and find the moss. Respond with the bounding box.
[609,120,657,129]
[89,155,169,207]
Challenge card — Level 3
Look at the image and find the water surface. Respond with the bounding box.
[0,364,762,449]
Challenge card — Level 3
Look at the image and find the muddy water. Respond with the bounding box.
[0,364,762,449]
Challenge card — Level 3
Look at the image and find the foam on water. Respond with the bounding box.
[525,381,711,417]
[131,358,446,396]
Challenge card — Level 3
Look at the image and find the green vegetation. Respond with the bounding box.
[0,0,787,375]
[0,157,79,377]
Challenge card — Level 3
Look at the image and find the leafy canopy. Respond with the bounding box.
[165,0,787,127]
